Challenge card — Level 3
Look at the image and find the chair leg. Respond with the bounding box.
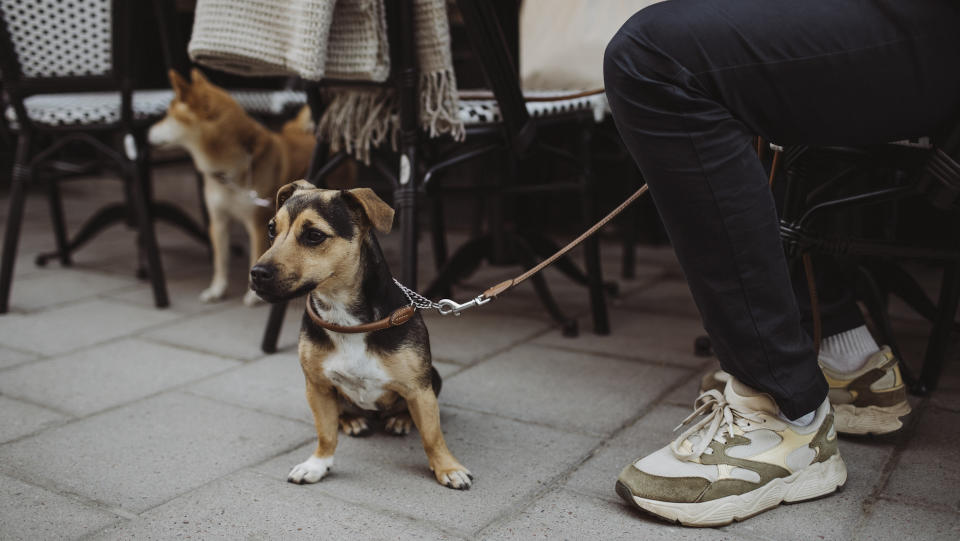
[261,300,287,353]
[129,136,169,308]
[918,262,960,393]
[0,134,33,313]
[45,176,71,266]
[395,163,419,289]
[512,235,578,337]
[857,264,917,388]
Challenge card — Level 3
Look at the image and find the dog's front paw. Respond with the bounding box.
[433,464,473,490]
[242,289,264,307]
[287,455,333,484]
[384,412,414,436]
[199,284,227,303]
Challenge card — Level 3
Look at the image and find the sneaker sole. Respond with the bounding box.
[833,401,911,435]
[616,454,847,527]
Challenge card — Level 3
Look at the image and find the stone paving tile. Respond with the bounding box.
[563,404,692,501]
[254,407,599,535]
[881,406,960,510]
[422,310,552,365]
[0,474,121,541]
[144,299,303,361]
[91,469,459,541]
[0,298,179,356]
[0,338,238,417]
[533,309,707,368]
[0,392,313,513]
[613,278,701,320]
[0,345,39,369]
[441,344,688,436]
[0,396,68,444]
[853,499,960,541]
[481,488,754,541]
[732,437,896,541]
[104,261,252,315]
[187,350,311,423]
[6,268,139,312]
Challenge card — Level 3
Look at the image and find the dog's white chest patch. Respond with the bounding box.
[323,337,391,410]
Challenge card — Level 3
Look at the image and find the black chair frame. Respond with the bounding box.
[777,141,960,394]
[0,0,206,313]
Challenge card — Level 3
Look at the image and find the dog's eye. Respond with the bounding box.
[267,221,277,240]
[304,229,327,245]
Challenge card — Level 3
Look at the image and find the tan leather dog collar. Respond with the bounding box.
[305,295,415,334]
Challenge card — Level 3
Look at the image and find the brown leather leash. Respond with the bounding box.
[305,184,650,333]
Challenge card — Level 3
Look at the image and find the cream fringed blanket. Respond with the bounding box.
[188,0,464,163]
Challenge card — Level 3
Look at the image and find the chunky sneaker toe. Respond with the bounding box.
[617,378,847,527]
[821,346,911,435]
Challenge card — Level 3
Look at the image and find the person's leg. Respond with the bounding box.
[604,0,960,419]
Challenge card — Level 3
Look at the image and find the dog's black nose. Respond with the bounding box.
[250,264,275,283]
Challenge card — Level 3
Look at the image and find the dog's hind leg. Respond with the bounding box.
[289,377,339,484]
[384,411,414,436]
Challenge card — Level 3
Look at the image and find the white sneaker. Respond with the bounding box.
[616,377,847,527]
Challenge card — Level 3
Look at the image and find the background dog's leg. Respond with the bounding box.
[242,217,268,306]
[200,187,230,303]
[288,378,339,484]
[405,389,472,489]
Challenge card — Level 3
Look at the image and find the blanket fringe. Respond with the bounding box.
[317,69,464,165]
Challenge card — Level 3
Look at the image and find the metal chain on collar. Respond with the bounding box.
[392,278,491,317]
[393,278,443,311]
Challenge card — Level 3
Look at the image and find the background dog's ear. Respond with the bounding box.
[275,180,314,211]
[169,69,189,99]
[344,188,395,234]
[190,68,210,86]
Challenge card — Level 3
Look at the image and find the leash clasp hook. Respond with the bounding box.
[436,295,491,316]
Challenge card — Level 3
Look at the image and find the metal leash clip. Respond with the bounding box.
[436,295,491,316]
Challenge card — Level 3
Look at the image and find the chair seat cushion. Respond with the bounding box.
[458,89,609,125]
[5,89,308,128]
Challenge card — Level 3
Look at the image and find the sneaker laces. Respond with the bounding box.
[669,389,764,461]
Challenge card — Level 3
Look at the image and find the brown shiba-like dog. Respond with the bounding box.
[249,180,473,490]
[148,69,315,306]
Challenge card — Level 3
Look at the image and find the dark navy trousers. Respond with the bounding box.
[604,0,960,417]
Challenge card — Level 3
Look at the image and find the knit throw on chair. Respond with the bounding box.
[188,0,464,163]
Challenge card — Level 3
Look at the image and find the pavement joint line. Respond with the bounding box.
[133,334,252,365]
[0,468,132,524]
[251,467,475,540]
[0,390,76,421]
[439,402,611,440]
[434,321,559,378]
[524,339,709,370]
[872,494,960,514]
[850,395,930,540]
[179,387,313,427]
[471,366,698,538]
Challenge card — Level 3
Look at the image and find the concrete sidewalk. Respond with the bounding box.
[1,166,958,540]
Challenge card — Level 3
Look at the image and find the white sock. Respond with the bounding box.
[779,410,816,427]
[819,324,879,373]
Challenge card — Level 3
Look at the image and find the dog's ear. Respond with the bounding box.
[344,188,395,234]
[275,180,314,211]
[169,69,190,99]
[190,68,210,86]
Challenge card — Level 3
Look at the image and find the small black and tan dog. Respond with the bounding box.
[250,180,472,490]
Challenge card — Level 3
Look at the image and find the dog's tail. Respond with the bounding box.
[283,105,314,135]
